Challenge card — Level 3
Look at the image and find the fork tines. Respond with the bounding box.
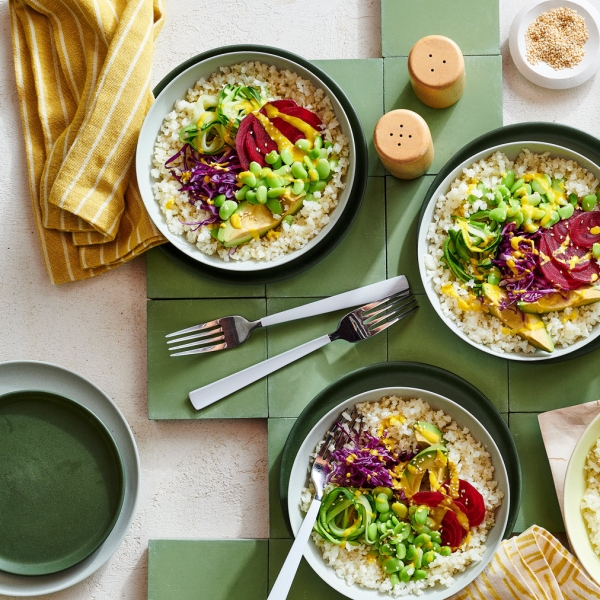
[361,289,418,333]
[167,320,228,356]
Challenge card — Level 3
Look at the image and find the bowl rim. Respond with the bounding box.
[417,140,600,362]
[137,44,368,284]
[287,385,510,600]
[508,0,600,89]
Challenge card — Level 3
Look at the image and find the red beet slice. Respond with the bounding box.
[440,510,465,548]
[538,237,583,290]
[569,259,600,285]
[269,117,305,143]
[543,233,591,273]
[569,211,600,248]
[266,99,298,110]
[244,131,266,167]
[455,480,486,527]
[235,114,256,170]
[251,118,278,156]
[277,105,324,131]
[411,491,444,507]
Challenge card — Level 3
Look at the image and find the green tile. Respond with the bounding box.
[267,177,386,297]
[149,539,268,600]
[146,247,265,300]
[509,347,600,412]
[381,0,500,57]
[387,299,508,412]
[314,59,384,176]
[268,418,295,538]
[147,299,267,419]
[386,175,435,294]
[510,413,563,533]
[269,539,347,599]
[383,56,503,175]
[266,298,388,417]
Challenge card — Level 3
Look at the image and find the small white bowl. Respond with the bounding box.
[287,387,510,600]
[136,49,358,274]
[417,141,600,362]
[509,0,600,89]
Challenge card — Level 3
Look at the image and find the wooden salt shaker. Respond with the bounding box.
[408,35,465,109]
[373,109,434,180]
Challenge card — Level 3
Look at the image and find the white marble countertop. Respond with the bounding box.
[0,0,599,598]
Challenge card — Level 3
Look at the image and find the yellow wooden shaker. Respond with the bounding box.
[373,109,434,180]
[408,35,465,109]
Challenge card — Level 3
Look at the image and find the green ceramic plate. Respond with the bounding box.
[144,44,368,285]
[564,411,600,587]
[417,122,600,363]
[0,390,125,576]
[279,361,521,538]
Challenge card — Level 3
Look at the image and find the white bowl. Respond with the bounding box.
[136,49,358,273]
[287,386,510,600]
[509,0,600,89]
[417,141,600,362]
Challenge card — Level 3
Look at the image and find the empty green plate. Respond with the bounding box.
[0,390,125,576]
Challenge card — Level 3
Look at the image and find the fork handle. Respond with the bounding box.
[188,335,331,410]
[267,498,321,600]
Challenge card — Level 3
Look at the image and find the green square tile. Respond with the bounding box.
[147,299,267,419]
[146,246,265,299]
[381,0,500,57]
[269,418,295,538]
[383,56,503,175]
[269,539,347,599]
[314,59,384,176]
[149,539,268,600]
[509,347,600,412]
[267,177,386,297]
[386,175,435,294]
[387,299,508,412]
[267,298,388,417]
[510,413,563,533]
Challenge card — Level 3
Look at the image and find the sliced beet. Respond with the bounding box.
[455,480,486,527]
[439,510,464,548]
[251,118,278,156]
[244,131,266,166]
[538,237,583,290]
[569,211,600,248]
[411,491,444,507]
[569,259,600,285]
[277,105,324,131]
[269,117,305,143]
[235,114,257,170]
[266,99,298,110]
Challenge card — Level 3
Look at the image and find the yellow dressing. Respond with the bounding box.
[253,112,304,162]
[263,103,318,143]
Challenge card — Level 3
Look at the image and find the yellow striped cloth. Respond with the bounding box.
[450,525,600,599]
[10,0,167,284]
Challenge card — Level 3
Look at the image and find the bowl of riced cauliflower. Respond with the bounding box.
[418,141,600,361]
[288,387,509,599]
[136,47,367,276]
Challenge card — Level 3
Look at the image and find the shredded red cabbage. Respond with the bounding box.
[165,144,242,226]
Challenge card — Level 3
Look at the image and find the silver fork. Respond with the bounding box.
[166,275,409,356]
[268,408,359,600]
[189,289,417,411]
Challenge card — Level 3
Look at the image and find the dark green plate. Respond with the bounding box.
[279,361,520,538]
[418,122,600,363]
[0,391,125,576]
[151,44,368,285]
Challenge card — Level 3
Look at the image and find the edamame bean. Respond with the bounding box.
[373,487,393,499]
[525,193,541,206]
[413,548,423,569]
[488,273,500,285]
[378,521,389,535]
[295,138,311,152]
[392,502,408,520]
[314,135,323,150]
[214,194,227,207]
[256,186,268,204]
[266,173,284,188]
[291,161,308,180]
[283,215,294,226]
[494,189,504,205]
[249,161,261,175]
[570,193,578,206]
[382,557,402,574]
[316,158,331,180]
[467,194,479,204]
[413,570,427,581]
[414,533,431,547]
[542,211,559,228]
[399,522,411,540]
[431,542,441,553]
[594,243,600,259]
[367,522,378,540]
[583,194,598,212]
[396,543,407,560]
[405,545,416,561]
[422,550,436,566]
[308,168,319,182]
[414,507,429,526]
[274,165,291,176]
[309,180,326,193]
[408,505,417,516]
[440,546,452,556]
[291,180,305,196]
[497,185,511,199]
[400,565,415,583]
[512,211,525,228]
[430,531,442,544]
[218,200,237,221]
[391,516,400,527]
[552,178,564,192]
[234,187,248,201]
[280,147,294,165]
[390,573,400,587]
[407,533,415,544]
[265,151,280,165]
[260,167,273,178]
[502,170,515,190]
[380,543,394,556]
[266,198,283,215]
[324,141,333,149]
[510,178,525,194]
[319,148,328,159]
[378,512,391,524]
[530,180,545,196]
[308,148,321,160]
[246,190,257,204]
[267,187,286,198]
[489,206,507,222]
[558,203,574,220]
[238,171,256,187]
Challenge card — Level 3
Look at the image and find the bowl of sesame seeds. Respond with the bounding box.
[509,0,600,89]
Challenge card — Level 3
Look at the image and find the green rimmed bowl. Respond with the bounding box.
[137,44,367,284]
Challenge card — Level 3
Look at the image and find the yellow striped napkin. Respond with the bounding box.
[450,525,600,599]
[10,0,167,284]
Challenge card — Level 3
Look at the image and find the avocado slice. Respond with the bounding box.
[482,283,554,352]
[221,202,281,247]
[400,443,449,497]
[413,422,445,447]
[518,287,600,314]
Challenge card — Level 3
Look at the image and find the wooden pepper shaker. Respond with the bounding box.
[408,35,465,109]
[373,109,434,180]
